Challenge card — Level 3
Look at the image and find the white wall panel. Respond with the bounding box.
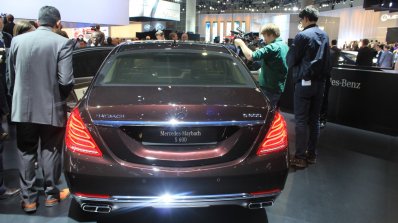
[1,0,129,25]
[320,6,398,44]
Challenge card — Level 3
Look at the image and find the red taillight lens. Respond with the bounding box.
[75,192,110,199]
[256,112,288,156]
[65,108,102,157]
[249,188,281,196]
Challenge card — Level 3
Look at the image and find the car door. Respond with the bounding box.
[67,47,114,109]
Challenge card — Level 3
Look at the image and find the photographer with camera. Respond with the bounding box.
[234,23,288,108]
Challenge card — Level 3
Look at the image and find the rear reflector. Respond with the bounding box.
[256,111,288,156]
[65,108,102,157]
[249,189,281,196]
[75,192,110,199]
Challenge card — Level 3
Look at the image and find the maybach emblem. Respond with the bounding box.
[173,106,188,120]
[243,113,262,118]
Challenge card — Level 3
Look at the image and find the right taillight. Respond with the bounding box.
[65,108,102,157]
[256,111,288,156]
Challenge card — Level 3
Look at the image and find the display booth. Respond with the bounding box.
[279,67,398,136]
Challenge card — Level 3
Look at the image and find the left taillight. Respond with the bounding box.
[65,108,102,157]
[256,111,288,156]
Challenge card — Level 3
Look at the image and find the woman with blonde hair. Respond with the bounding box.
[13,20,36,36]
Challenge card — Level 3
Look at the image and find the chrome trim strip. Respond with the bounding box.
[142,141,217,146]
[93,120,265,127]
[74,191,280,204]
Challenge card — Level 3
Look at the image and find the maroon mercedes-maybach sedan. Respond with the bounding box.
[64,41,289,214]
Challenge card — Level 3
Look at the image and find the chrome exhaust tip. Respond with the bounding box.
[81,204,112,213]
[248,201,273,209]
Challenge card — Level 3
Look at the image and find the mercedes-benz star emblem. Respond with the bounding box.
[173,106,188,120]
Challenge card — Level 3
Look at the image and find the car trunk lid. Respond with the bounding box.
[86,86,271,167]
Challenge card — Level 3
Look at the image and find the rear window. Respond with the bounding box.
[95,50,252,86]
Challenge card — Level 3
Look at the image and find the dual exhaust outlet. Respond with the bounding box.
[81,201,273,213]
[247,201,273,209]
[81,204,112,213]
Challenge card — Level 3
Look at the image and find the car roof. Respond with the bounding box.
[73,46,115,54]
[115,41,233,55]
[342,50,358,55]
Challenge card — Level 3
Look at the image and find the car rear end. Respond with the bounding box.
[64,42,289,213]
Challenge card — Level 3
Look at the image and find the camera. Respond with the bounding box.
[232,27,263,71]
[232,27,264,49]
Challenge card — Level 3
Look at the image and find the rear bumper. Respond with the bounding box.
[65,148,289,213]
[65,157,288,195]
[73,190,280,213]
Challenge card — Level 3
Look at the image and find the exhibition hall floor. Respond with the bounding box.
[0,112,397,223]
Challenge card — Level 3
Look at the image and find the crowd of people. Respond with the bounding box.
[0,4,395,214]
[343,39,398,69]
[73,28,192,49]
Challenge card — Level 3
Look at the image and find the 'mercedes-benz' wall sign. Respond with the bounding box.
[381,14,398,22]
[330,78,361,89]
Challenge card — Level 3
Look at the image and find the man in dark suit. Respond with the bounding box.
[287,6,331,168]
[356,39,376,66]
[375,44,384,66]
[320,40,341,128]
[8,6,74,213]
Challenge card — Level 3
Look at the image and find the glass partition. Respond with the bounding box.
[220,22,224,43]
[205,22,211,42]
[234,21,240,32]
[212,22,218,42]
[226,22,232,37]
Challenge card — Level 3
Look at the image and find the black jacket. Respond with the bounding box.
[330,46,341,67]
[3,22,15,37]
[0,32,12,115]
[356,47,376,66]
[0,31,12,66]
[287,24,331,83]
[0,31,12,48]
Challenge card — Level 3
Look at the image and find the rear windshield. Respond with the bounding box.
[94,50,253,86]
